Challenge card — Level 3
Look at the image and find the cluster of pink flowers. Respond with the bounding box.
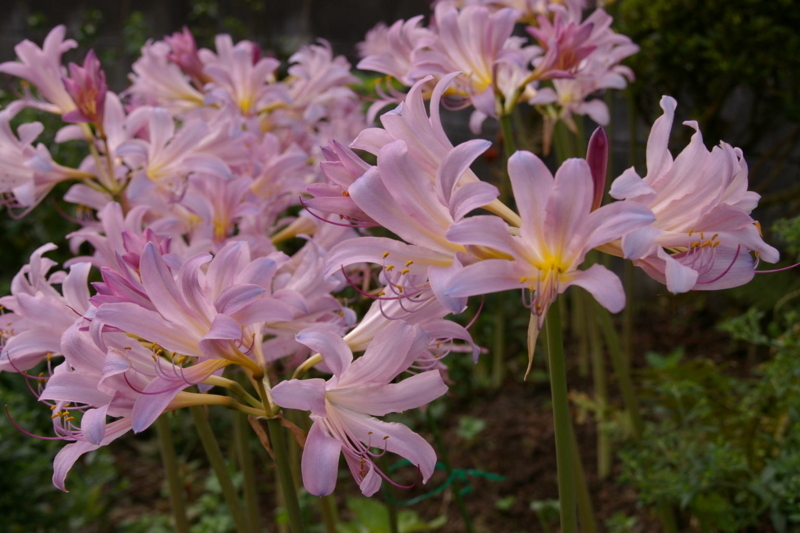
[0,11,778,507]
[358,0,637,139]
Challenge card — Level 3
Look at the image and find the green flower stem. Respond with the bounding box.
[379,457,400,533]
[569,422,598,533]
[426,409,475,533]
[596,304,679,531]
[155,415,190,533]
[586,294,610,479]
[622,260,635,367]
[319,495,338,533]
[500,112,517,160]
[266,417,306,533]
[595,307,643,438]
[235,412,263,533]
[544,298,578,533]
[491,297,507,389]
[190,406,249,533]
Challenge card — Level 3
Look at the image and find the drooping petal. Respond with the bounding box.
[563,264,625,313]
[301,422,343,497]
[337,409,437,483]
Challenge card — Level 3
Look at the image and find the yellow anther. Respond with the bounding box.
[405,260,414,267]
[400,268,410,275]
[688,229,695,236]
[65,417,75,422]
[367,431,373,435]
[383,436,390,440]
[123,346,131,350]
[377,291,386,296]
[46,353,52,361]
[50,405,56,410]
[691,241,701,249]
[700,232,705,240]
[520,276,528,283]
[701,242,712,248]
[382,251,390,258]
[711,234,719,241]
[395,285,404,293]
[712,241,720,247]
[51,413,61,419]
[528,284,535,292]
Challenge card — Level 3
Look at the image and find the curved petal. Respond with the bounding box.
[295,328,352,377]
[564,264,625,313]
[342,321,429,386]
[301,422,343,497]
[445,259,523,299]
[337,410,437,483]
[330,370,447,416]
[271,378,327,416]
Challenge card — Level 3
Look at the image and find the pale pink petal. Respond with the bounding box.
[271,378,327,416]
[330,370,447,416]
[507,151,553,242]
[609,167,655,200]
[53,418,131,492]
[445,216,521,258]
[445,259,523,299]
[301,422,343,497]
[337,410,437,483]
[81,404,110,445]
[644,96,677,181]
[295,328,352,377]
[96,302,198,356]
[564,264,625,313]
[584,201,655,252]
[659,247,699,294]
[341,321,429,386]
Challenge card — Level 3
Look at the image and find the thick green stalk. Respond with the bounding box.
[596,305,679,531]
[500,112,517,159]
[427,409,475,533]
[544,298,577,533]
[491,298,507,389]
[266,418,306,533]
[587,297,610,479]
[319,495,338,533]
[190,406,249,533]
[235,412,262,533]
[595,308,643,438]
[622,260,635,367]
[156,415,190,533]
[570,422,598,533]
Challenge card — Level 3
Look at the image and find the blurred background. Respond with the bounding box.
[1,1,799,532]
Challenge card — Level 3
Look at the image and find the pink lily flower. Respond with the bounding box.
[164,27,211,88]
[0,245,91,373]
[62,50,107,125]
[609,96,779,293]
[271,321,446,496]
[0,25,77,115]
[411,5,523,118]
[201,35,281,116]
[0,109,92,211]
[444,151,654,335]
[128,40,205,113]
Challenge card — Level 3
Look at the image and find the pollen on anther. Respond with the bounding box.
[405,260,414,267]
[382,251,390,258]
[400,268,410,275]
[520,276,528,283]
[385,265,395,271]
